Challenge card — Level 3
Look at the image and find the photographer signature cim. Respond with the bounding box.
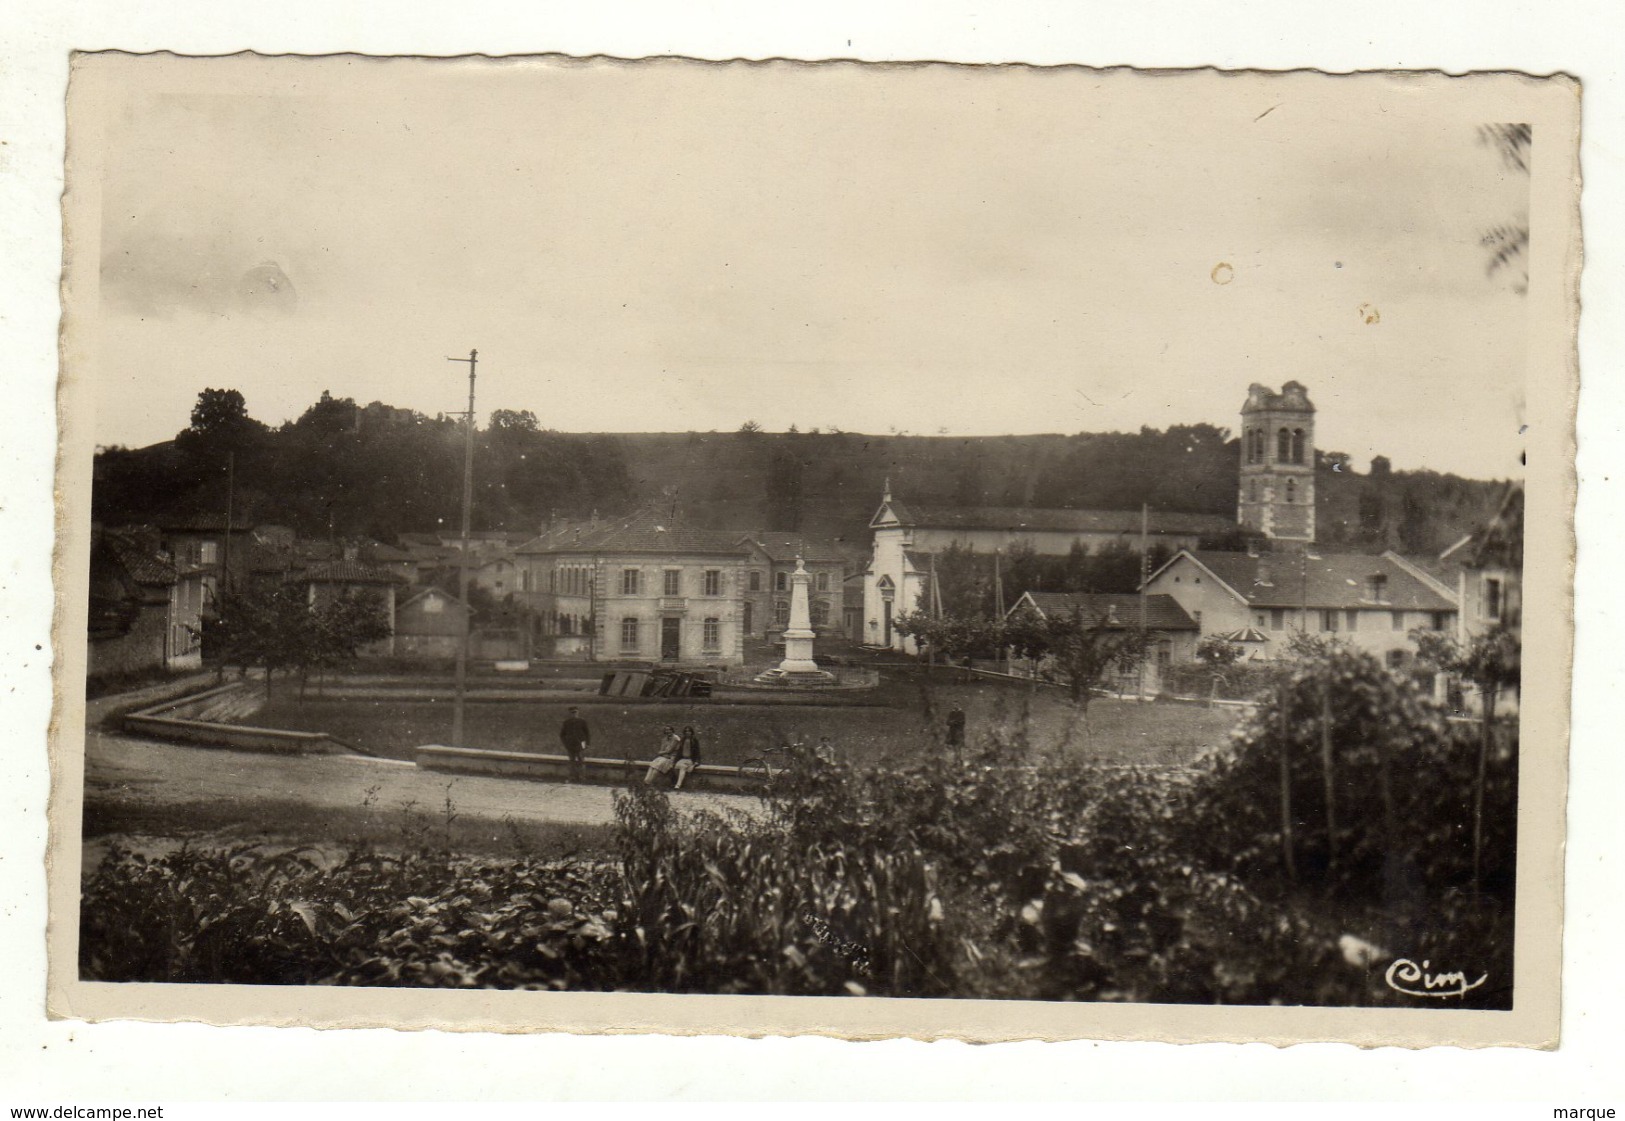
[1384,958,1488,999]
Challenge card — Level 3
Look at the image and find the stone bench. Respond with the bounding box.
[413,744,765,795]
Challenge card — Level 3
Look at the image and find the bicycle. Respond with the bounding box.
[738,740,798,792]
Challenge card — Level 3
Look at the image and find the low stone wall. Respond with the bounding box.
[122,712,349,755]
[414,744,764,795]
[122,683,352,756]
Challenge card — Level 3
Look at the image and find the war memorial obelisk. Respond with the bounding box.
[754,556,836,685]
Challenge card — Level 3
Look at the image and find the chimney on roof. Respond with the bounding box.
[1256,555,1274,587]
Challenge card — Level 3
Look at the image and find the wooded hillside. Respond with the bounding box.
[93,389,1511,561]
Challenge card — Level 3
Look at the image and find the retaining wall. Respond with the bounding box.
[122,683,353,756]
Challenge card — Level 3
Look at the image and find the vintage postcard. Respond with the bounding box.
[49,54,1580,1046]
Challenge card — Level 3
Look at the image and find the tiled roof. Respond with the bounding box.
[896,503,1234,537]
[1174,550,1457,612]
[876,498,919,526]
[303,560,403,584]
[514,519,597,554]
[103,531,177,587]
[399,586,471,612]
[520,510,846,561]
[746,535,847,564]
[569,510,746,554]
[1017,591,1198,631]
[1398,552,1458,586]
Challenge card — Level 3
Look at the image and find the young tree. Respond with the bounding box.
[929,542,996,618]
[892,612,1003,675]
[1412,624,1521,892]
[305,592,394,694]
[998,604,1148,729]
[211,580,392,698]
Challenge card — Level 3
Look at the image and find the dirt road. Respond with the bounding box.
[80,682,759,866]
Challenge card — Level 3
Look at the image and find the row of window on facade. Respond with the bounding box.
[1245,606,1452,632]
[1244,427,1308,466]
[545,598,833,635]
[540,565,832,597]
[1242,478,1304,504]
[618,616,724,652]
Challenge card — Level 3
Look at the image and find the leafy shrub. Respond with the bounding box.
[81,844,626,990]
[1177,641,1516,904]
[1160,661,1274,701]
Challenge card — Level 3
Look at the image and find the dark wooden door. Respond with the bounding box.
[661,616,681,661]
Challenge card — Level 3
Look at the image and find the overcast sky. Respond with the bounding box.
[86,59,1531,478]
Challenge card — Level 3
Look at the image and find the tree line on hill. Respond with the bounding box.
[93,389,1509,561]
[93,389,636,541]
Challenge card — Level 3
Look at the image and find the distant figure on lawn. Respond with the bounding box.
[946,706,966,749]
[559,706,591,782]
[646,725,682,786]
[815,735,839,766]
[673,725,703,789]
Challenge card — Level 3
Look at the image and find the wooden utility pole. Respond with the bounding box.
[222,450,235,595]
[1137,503,1149,700]
[993,549,1006,674]
[447,349,478,746]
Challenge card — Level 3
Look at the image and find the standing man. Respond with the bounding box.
[559,706,590,783]
[945,706,966,750]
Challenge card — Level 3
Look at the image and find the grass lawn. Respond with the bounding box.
[251,675,1241,769]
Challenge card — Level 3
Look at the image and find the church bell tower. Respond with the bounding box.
[1238,381,1315,543]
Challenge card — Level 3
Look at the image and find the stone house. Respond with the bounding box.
[303,557,403,656]
[511,510,847,665]
[738,534,846,644]
[394,586,473,659]
[1142,548,1458,668]
[469,551,521,599]
[157,516,256,617]
[512,511,750,664]
[1455,482,1523,648]
[88,526,207,675]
